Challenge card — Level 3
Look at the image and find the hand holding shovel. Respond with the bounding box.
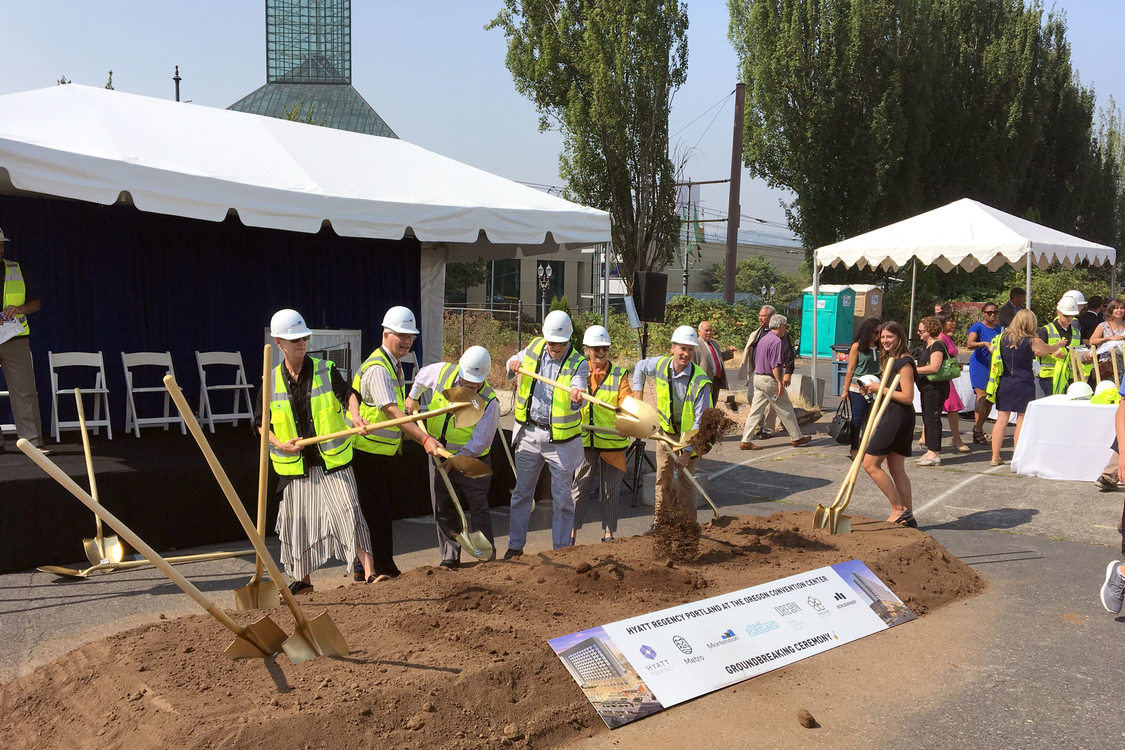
[234,345,279,611]
[164,374,348,664]
[18,439,287,659]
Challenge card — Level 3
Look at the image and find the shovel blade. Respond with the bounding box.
[614,396,661,438]
[828,510,852,535]
[812,504,831,530]
[101,535,125,564]
[82,537,110,567]
[448,455,493,478]
[284,613,350,663]
[444,387,487,428]
[234,580,280,612]
[457,530,493,560]
[38,564,98,579]
[223,615,288,659]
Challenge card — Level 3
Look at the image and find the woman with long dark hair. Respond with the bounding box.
[840,317,882,459]
[914,316,950,466]
[862,321,918,527]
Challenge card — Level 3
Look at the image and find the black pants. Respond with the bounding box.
[351,451,402,577]
[919,381,949,453]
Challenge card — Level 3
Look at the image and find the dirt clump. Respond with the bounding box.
[0,511,985,750]
[652,510,701,562]
[690,408,737,455]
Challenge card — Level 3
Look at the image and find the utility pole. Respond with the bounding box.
[724,83,745,303]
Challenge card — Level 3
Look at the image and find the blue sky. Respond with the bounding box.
[1,1,1121,243]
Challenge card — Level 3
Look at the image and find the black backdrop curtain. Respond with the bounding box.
[0,194,422,431]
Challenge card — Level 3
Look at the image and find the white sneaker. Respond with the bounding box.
[1100,560,1124,614]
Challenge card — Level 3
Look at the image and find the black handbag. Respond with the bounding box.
[829,399,854,445]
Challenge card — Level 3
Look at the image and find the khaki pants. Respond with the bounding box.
[654,441,697,521]
[742,374,801,442]
[0,336,43,445]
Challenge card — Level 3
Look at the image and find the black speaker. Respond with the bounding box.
[633,272,668,322]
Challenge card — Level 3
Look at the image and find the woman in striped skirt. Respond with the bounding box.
[257,308,376,594]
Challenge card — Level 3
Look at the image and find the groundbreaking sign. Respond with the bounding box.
[548,559,914,728]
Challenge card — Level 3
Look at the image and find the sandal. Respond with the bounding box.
[972,429,988,445]
[892,509,918,528]
[602,534,615,543]
[955,444,971,454]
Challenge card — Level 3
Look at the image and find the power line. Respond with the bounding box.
[671,91,734,139]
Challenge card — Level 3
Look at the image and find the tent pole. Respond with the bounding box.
[602,243,610,329]
[908,260,917,345]
[1112,263,1117,300]
[811,262,819,386]
[1025,253,1032,309]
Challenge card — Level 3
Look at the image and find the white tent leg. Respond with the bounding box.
[908,260,917,344]
[811,263,819,384]
[1025,253,1032,309]
[419,243,447,366]
[1113,264,1118,299]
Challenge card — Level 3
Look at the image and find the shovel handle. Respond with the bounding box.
[16,439,249,638]
[516,366,615,412]
[496,423,517,474]
[252,345,272,582]
[835,372,902,516]
[831,359,895,509]
[1113,348,1121,388]
[73,388,104,541]
[293,402,465,448]
[434,459,470,531]
[164,375,310,628]
[680,468,719,519]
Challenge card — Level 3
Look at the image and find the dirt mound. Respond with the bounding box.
[0,512,984,750]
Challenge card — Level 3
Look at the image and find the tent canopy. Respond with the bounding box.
[815,198,1115,272]
[0,84,610,246]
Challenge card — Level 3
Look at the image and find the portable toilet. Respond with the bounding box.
[849,284,884,329]
[799,285,856,358]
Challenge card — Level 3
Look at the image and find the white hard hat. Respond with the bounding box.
[542,310,574,343]
[671,325,699,347]
[1056,296,1081,316]
[1066,381,1093,398]
[270,308,312,340]
[1063,289,1087,305]
[381,306,419,335]
[1095,380,1118,395]
[0,226,10,242]
[458,345,491,384]
[583,325,612,347]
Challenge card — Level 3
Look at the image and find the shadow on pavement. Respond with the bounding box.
[922,507,1039,532]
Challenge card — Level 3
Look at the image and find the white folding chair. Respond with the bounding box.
[196,351,255,432]
[121,351,185,438]
[0,387,16,436]
[399,351,418,390]
[49,351,112,441]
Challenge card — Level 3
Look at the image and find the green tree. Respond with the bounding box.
[444,259,489,304]
[728,0,1122,256]
[281,101,327,126]
[488,0,689,289]
[706,256,808,307]
[104,70,114,90]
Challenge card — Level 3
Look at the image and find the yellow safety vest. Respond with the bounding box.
[582,364,629,450]
[1036,319,1080,379]
[2,260,29,336]
[425,362,496,456]
[352,346,405,455]
[268,358,352,476]
[654,357,710,436]
[514,337,584,442]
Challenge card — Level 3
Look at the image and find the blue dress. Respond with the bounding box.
[994,337,1035,413]
[968,321,1001,390]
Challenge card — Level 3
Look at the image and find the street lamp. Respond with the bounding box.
[537,263,554,321]
[761,284,776,301]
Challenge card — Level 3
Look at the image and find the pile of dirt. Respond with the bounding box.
[0,512,984,750]
[652,511,701,562]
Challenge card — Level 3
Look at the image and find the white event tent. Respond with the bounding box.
[810,198,1117,381]
[0,84,612,357]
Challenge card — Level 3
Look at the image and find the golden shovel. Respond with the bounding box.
[164,375,348,664]
[813,359,894,530]
[433,446,492,478]
[234,345,279,611]
[37,550,254,579]
[18,439,287,659]
[516,366,660,438]
[1113,347,1121,388]
[75,388,124,566]
[434,459,493,560]
[293,386,487,448]
[827,372,902,534]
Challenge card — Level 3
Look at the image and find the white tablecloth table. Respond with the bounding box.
[912,365,975,413]
[1009,394,1116,481]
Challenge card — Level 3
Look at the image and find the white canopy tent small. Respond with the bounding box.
[0,84,612,359]
[809,198,1117,382]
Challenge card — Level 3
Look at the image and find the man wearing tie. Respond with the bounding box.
[692,320,734,408]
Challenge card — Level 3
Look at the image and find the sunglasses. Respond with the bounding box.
[982,310,998,315]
